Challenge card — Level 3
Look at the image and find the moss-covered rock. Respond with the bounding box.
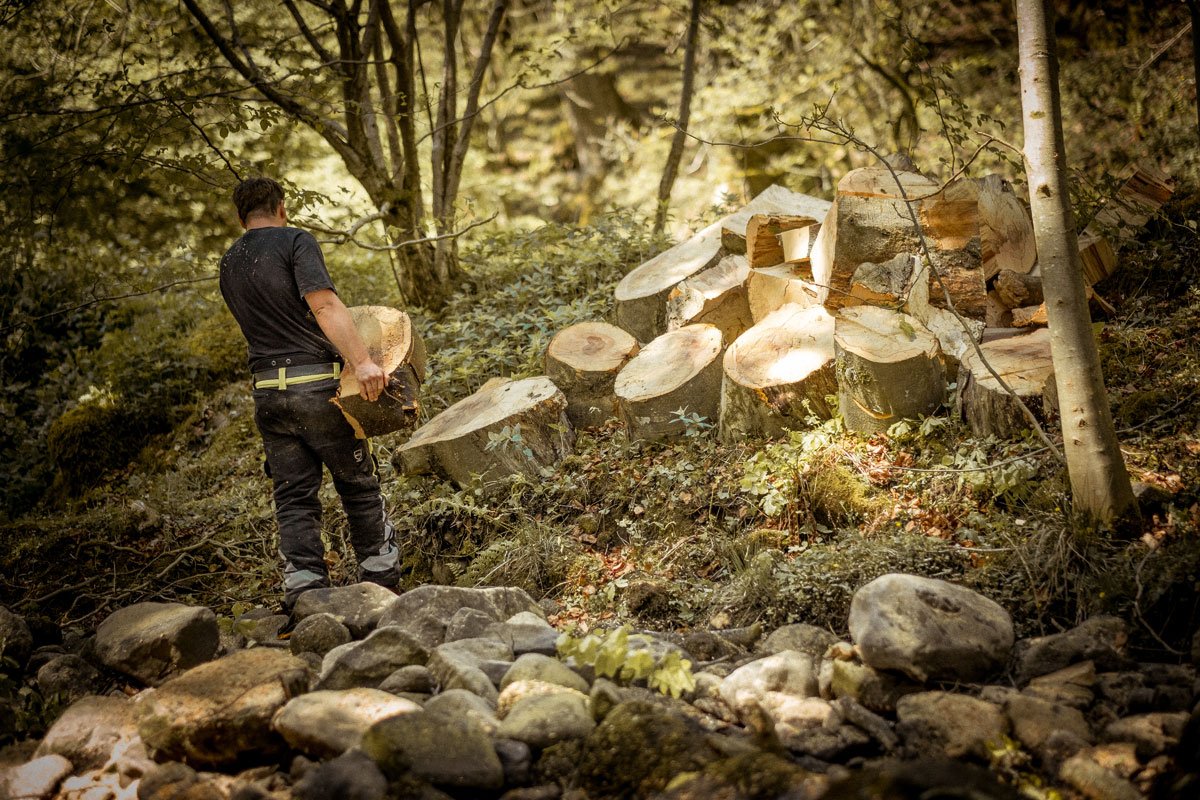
[656,751,814,800]
[46,394,168,491]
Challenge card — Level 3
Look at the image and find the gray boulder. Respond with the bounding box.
[1059,750,1142,800]
[272,688,421,758]
[1102,712,1188,760]
[485,612,559,657]
[849,574,1014,682]
[35,695,139,770]
[1004,693,1094,755]
[135,647,309,767]
[501,653,589,694]
[444,608,496,642]
[293,750,388,800]
[292,582,400,638]
[378,664,436,695]
[36,655,102,703]
[376,585,544,650]
[828,658,921,713]
[425,688,500,733]
[0,605,33,671]
[718,650,818,716]
[760,624,839,659]
[428,638,513,704]
[317,626,428,691]
[362,711,504,790]
[896,691,1008,759]
[0,754,73,800]
[495,692,596,748]
[290,612,353,657]
[94,602,219,686]
[1013,617,1132,685]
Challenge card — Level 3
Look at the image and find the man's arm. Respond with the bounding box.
[304,289,386,402]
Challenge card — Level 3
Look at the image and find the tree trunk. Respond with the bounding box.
[545,322,640,429]
[654,0,703,234]
[1016,0,1137,525]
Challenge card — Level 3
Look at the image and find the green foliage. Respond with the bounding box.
[557,625,696,698]
[669,408,714,438]
[46,387,168,491]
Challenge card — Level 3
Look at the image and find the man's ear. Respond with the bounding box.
[278,202,288,222]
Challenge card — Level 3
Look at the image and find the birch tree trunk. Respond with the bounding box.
[653,0,702,234]
[1016,0,1137,525]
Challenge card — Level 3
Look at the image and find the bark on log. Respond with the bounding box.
[719,304,836,440]
[1077,166,1173,285]
[396,376,574,488]
[614,324,724,441]
[994,268,1044,309]
[834,306,945,434]
[665,255,753,342]
[545,322,640,429]
[745,214,821,268]
[616,185,830,341]
[747,264,820,322]
[809,168,989,320]
[334,306,427,439]
[958,328,1057,439]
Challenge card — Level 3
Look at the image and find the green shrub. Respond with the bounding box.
[46,387,169,491]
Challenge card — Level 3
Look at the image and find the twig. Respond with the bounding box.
[1135,22,1192,77]
[307,212,497,251]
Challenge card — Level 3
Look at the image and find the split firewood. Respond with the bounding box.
[780,223,821,264]
[834,306,945,434]
[986,291,1014,329]
[810,168,989,320]
[665,255,753,342]
[614,324,724,441]
[719,304,836,440]
[747,263,820,323]
[993,269,1044,309]
[545,322,640,429]
[958,328,1057,439]
[745,214,821,268]
[1011,304,1048,328]
[973,174,1037,279]
[396,376,574,488]
[616,185,830,342]
[1078,166,1173,285]
[335,306,426,439]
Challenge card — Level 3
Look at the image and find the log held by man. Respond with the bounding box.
[334,306,426,439]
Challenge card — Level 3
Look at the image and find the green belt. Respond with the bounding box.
[253,362,342,390]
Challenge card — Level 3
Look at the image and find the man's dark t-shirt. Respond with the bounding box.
[219,227,341,373]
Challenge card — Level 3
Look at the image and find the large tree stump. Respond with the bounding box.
[665,255,753,343]
[958,328,1057,439]
[396,377,574,488]
[834,306,945,433]
[545,322,639,429]
[615,185,830,342]
[334,306,426,438]
[614,324,724,441]
[810,168,993,320]
[719,304,836,440]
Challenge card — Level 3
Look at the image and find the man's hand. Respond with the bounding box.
[354,359,387,402]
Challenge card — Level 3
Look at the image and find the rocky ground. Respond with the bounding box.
[0,574,1197,800]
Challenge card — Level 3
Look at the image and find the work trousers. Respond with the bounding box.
[252,378,399,607]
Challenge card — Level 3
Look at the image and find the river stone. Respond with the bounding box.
[36,654,102,703]
[135,647,308,767]
[496,692,596,748]
[849,574,1014,682]
[445,608,496,642]
[1012,616,1131,685]
[94,602,219,686]
[486,612,559,657]
[0,606,33,671]
[290,749,387,800]
[290,613,352,657]
[272,688,421,758]
[428,638,513,704]
[317,626,428,691]
[718,650,818,715]
[1005,693,1094,754]
[35,695,139,770]
[493,738,532,786]
[0,754,73,800]
[896,691,1008,759]
[1059,751,1142,800]
[425,688,500,733]
[1102,712,1188,760]
[829,659,921,713]
[501,653,589,693]
[292,582,400,638]
[378,664,435,695]
[376,585,544,650]
[760,624,840,659]
[498,680,588,719]
[760,693,836,733]
[362,710,504,789]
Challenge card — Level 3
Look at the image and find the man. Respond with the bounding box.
[219,176,400,609]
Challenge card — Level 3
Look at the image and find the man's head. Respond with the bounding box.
[232,177,286,226]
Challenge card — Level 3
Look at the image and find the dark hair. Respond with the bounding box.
[232,177,285,223]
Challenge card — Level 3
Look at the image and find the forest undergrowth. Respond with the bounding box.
[1,199,1198,661]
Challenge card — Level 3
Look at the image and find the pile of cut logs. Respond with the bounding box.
[346,164,1170,488]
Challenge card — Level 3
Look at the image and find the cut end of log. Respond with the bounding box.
[615,324,724,441]
[546,322,639,429]
[958,328,1057,439]
[334,306,426,438]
